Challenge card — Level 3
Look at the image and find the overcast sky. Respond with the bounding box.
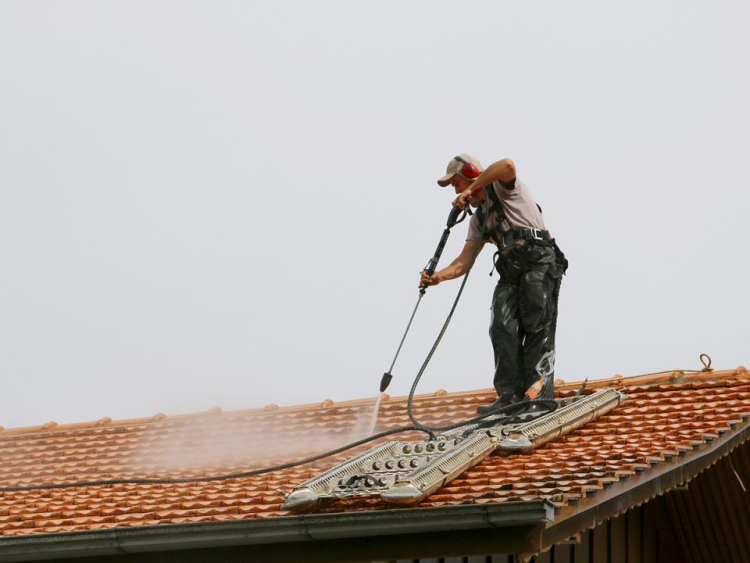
[1,1,748,429]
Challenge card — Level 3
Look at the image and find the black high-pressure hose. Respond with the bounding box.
[0,193,555,493]
[0,395,547,493]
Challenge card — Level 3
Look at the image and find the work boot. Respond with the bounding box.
[476,394,520,415]
[524,400,555,415]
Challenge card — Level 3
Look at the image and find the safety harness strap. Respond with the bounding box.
[512,228,552,243]
[481,184,507,248]
[480,185,508,276]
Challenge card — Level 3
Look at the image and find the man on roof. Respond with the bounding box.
[420,154,567,413]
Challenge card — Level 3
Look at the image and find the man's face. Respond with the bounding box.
[449,174,471,195]
[450,173,485,207]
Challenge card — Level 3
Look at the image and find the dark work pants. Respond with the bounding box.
[490,242,564,401]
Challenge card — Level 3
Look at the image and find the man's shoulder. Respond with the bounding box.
[495,177,519,192]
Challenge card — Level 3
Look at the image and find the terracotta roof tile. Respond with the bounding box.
[1,367,750,536]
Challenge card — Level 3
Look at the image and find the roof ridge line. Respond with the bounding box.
[0,366,746,438]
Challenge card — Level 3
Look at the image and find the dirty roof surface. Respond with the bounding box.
[1,367,749,537]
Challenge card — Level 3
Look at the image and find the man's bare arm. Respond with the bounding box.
[419,239,485,288]
[454,159,517,209]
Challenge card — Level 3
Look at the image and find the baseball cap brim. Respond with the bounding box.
[437,158,462,187]
[437,173,455,187]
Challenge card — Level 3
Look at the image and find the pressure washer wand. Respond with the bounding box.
[420,206,463,295]
[380,206,466,393]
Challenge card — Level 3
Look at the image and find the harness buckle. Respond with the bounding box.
[530,228,544,241]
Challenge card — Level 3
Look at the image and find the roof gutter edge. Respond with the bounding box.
[0,500,555,562]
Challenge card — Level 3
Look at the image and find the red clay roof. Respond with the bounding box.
[1,367,749,537]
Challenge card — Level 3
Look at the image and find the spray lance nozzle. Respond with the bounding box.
[380,372,393,392]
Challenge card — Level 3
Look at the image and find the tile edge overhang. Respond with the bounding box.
[0,500,555,562]
[540,417,750,551]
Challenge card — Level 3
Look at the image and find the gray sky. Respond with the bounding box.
[1,1,748,429]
